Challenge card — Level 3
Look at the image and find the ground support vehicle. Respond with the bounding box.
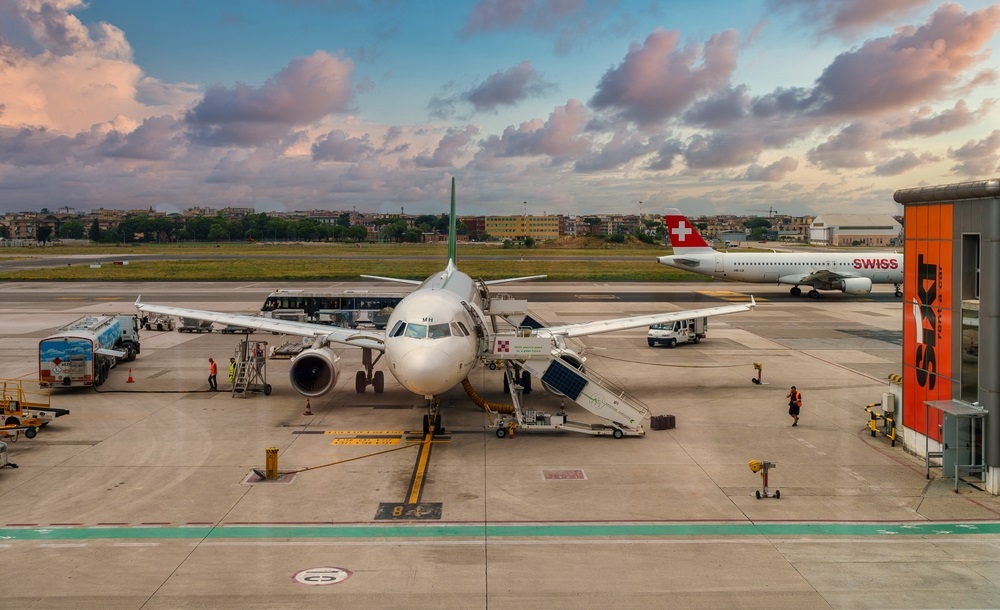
[178,317,213,333]
[2,379,68,429]
[476,300,649,439]
[143,315,175,331]
[647,317,707,348]
[220,325,253,334]
[0,440,13,468]
[39,314,140,387]
[232,340,271,397]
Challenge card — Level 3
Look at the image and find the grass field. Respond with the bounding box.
[0,241,711,282]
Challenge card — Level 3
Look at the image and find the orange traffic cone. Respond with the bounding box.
[303,399,312,416]
[127,368,134,383]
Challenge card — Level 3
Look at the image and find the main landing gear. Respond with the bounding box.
[354,347,385,394]
[789,286,819,299]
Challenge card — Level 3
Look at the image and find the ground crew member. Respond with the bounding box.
[228,357,237,384]
[208,357,218,391]
[786,385,801,426]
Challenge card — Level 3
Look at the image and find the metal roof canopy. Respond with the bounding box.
[894,178,1000,204]
[924,399,987,491]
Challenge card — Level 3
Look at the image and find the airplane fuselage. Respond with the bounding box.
[383,263,484,397]
[659,251,903,289]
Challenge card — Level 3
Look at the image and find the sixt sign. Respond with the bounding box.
[912,254,939,389]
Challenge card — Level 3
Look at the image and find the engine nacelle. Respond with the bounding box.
[289,347,341,397]
[836,277,873,295]
[541,349,586,396]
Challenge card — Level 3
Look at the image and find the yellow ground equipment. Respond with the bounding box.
[748,459,779,499]
[1,379,69,441]
[863,402,896,446]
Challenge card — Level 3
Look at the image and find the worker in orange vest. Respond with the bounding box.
[208,357,218,391]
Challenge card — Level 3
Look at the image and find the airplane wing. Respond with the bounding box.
[485,275,547,285]
[134,298,385,351]
[359,275,422,285]
[361,273,547,286]
[537,298,755,339]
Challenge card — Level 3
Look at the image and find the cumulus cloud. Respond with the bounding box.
[185,51,355,147]
[590,28,739,127]
[949,130,1000,176]
[311,129,375,162]
[415,125,479,168]
[428,61,554,118]
[809,4,1000,117]
[573,132,658,173]
[767,0,932,37]
[99,115,183,161]
[464,61,554,112]
[0,0,196,133]
[883,100,996,139]
[806,122,884,170]
[480,99,590,161]
[871,151,937,176]
[742,156,798,181]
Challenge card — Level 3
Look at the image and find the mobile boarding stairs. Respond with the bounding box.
[479,295,648,438]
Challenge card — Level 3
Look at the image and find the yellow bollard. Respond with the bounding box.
[265,447,279,479]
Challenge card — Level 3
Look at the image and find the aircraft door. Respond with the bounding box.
[714,254,724,275]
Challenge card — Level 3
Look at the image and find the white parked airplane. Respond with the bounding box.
[657,210,903,298]
[136,183,754,432]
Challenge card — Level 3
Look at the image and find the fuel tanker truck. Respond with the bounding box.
[39,314,141,388]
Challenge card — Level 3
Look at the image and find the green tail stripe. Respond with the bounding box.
[448,177,457,265]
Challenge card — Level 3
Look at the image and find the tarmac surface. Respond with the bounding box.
[2,280,1000,609]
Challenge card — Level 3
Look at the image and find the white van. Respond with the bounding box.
[647,317,707,348]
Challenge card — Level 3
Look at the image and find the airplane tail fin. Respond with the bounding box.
[447,177,457,266]
[664,208,715,255]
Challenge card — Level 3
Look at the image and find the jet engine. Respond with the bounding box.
[541,349,586,396]
[289,347,341,397]
[835,277,873,295]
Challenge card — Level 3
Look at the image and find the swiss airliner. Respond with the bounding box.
[136,183,755,433]
[657,210,903,298]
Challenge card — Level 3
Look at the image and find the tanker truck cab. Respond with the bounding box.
[647,317,707,348]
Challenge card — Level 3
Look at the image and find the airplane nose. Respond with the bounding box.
[395,347,457,396]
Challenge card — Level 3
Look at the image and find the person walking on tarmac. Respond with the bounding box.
[208,357,218,391]
[228,357,237,385]
[786,385,802,426]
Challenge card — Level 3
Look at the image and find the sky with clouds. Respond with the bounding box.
[1,0,998,217]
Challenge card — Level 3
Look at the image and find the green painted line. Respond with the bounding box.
[2,522,1000,542]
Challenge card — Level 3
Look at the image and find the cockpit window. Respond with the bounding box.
[389,320,406,337]
[456,321,470,336]
[450,322,467,337]
[428,323,451,339]
[404,323,427,339]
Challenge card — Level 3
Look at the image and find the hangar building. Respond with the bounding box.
[894,179,999,494]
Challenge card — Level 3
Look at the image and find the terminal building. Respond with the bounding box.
[893,179,998,494]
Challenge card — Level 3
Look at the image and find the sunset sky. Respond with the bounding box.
[1,0,998,217]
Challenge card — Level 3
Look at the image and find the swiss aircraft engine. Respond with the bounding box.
[836,277,873,295]
[541,349,586,396]
[289,347,342,397]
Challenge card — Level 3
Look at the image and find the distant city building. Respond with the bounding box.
[485,215,560,241]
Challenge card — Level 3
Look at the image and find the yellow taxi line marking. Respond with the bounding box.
[406,432,435,505]
[330,438,400,445]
